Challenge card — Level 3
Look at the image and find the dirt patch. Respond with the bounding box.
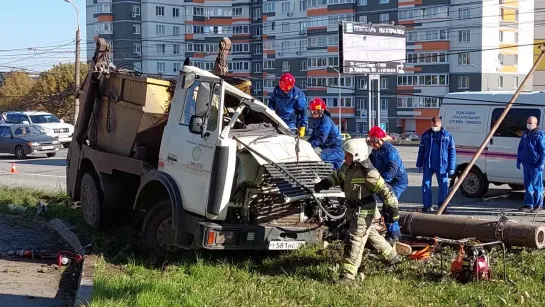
[0,214,78,307]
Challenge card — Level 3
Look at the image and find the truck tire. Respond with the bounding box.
[140,199,182,259]
[80,172,104,231]
[460,167,489,198]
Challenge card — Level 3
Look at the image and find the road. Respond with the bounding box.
[0,146,541,223]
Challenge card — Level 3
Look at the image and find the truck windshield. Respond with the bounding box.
[29,114,61,123]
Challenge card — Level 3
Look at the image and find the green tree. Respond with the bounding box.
[0,71,36,111]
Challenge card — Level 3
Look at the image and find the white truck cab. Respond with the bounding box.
[6,111,74,148]
[441,91,545,198]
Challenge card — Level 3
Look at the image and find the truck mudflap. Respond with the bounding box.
[193,222,325,251]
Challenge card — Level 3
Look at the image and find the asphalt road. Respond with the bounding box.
[0,145,541,223]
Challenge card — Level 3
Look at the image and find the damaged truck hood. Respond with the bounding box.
[235,134,320,165]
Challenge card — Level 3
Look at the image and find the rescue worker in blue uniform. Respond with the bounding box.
[307,98,344,170]
[267,73,308,138]
[367,126,408,241]
[517,116,545,213]
[416,116,456,212]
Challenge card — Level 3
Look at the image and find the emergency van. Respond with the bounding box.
[440,91,545,198]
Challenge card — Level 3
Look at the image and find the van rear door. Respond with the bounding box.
[486,107,542,184]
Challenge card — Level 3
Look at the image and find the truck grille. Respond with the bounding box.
[53,128,69,133]
[262,161,342,199]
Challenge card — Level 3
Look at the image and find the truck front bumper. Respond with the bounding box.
[193,222,325,251]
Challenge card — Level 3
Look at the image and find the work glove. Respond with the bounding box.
[386,221,401,242]
[314,178,332,193]
[298,127,306,138]
[448,169,455,177]
[516,162,521,170]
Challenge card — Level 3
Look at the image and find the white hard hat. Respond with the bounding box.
[342,138,368,162]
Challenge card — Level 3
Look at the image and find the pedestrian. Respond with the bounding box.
[516,116,545,213]
[267,73,308,137]
[367,126,408,242]
[314,138,401,284]
[307,98,344,170]
[416,116,456,212]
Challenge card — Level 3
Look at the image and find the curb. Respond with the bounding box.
[47,219,95,307]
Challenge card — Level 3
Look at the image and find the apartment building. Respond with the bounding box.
[534,0,545,90]
[86,0,535,135]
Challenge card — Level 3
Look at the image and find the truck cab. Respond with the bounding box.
[67,61,345,258]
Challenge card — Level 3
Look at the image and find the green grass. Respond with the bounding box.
[0,187,544,306]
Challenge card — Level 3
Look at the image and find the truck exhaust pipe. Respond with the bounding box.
[399,212,545,249]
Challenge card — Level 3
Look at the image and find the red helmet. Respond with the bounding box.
[309,98,326,112]
[279,73,295,93]
[368,126,387,143]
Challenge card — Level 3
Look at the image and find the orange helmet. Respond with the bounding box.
[368,126,387,143]
[279,73,295,93]
[309,98,326,112]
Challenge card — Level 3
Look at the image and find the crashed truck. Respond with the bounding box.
[66,39,346,257]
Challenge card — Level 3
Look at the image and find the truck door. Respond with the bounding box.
[487,107,542,184]
[160,73,224,217]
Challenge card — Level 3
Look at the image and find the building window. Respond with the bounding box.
[264,60,274,69]
[358,79,368,89]
[193,7,204,16]
[514,76,519,89]
[458,53,470,65]
[156,6,164,16]
[300,1,307,11]
[458,76,469,89]
[132,5,141,16]
[458,30,470,42]
[157,44,166,54]
[398,74,449,86]
[380,78,388,89]
[133,43,141,55]
[498,76,504,88]
[380,99,388,111]
[359,15,367,22]
[282,22,290,32]
[173,26,180,36]
[254,63,262,73]
[379,13,389,23]
[173,44,181,54]
[282,2,291,13]
[263,3,275,12]
[174,63,181,72]
[397,97,441,108]
[173,8,179,17]
[157,62,166,72]
[379,0,389,3]
[459,8,470,19]
[282,61,290,71]
[491,108,541,138]
[301,59,307,70]
[358,0,367,5]
[233,7,243,16]
[133,24,141,34]
[156,25,165,35]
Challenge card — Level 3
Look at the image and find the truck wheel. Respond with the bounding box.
[80,172,103,231]
[460,167,489,198]
[141,199,182,259]
[508,184,524,191]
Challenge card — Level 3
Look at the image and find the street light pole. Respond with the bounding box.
[330,66,342,132]
[64,0,80,124]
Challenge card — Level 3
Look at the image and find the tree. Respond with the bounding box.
[30,62,89,122]
[0,71,36,111]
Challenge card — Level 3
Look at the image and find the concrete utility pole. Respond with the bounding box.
[64,0,81,124]
[329,66,342,132]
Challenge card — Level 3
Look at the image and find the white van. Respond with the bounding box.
[440,91,545,198]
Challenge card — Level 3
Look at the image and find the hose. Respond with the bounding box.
[234,137,347,220]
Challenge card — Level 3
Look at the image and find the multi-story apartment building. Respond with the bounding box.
[86,0,535,135]
[534,0,545,90]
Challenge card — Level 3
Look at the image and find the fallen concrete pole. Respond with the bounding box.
[399,212,545,249]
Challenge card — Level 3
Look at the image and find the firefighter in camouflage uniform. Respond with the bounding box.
[314,138,402,283]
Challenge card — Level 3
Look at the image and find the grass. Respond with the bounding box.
[0,186,544,306]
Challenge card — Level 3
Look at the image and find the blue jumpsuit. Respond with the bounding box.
[370,142,408,240]
[267,85,308,132]
[308,114,344,170]
[416,128,456,211]
[517,128,545,210]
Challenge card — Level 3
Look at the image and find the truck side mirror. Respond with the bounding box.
[189,115,204,135]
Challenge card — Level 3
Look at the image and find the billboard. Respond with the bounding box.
[339,22,406,75]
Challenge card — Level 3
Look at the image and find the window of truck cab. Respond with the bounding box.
[179,80,220,132]
[490,108,541,138]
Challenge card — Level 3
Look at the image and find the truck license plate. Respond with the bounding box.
[268,241,305,250]
[42,146,54,150]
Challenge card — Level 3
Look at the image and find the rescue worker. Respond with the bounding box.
[307,98,344,170]
[267,73,308,137]
[416,116,456,213]
[516,116,545,213]
[314,138,401,284]
[367,126,408,242]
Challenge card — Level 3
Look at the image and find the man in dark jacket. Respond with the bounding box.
[267,73,308,137]
[517,116,545,213]
[416,116,456,212]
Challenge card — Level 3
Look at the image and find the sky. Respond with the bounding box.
[0,0,87,73]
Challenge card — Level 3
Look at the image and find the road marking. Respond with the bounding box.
[0,171,66,178]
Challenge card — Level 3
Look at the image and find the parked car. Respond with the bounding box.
[400,132,420,141]
[0,124,60,159]
[5,111,74,148]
